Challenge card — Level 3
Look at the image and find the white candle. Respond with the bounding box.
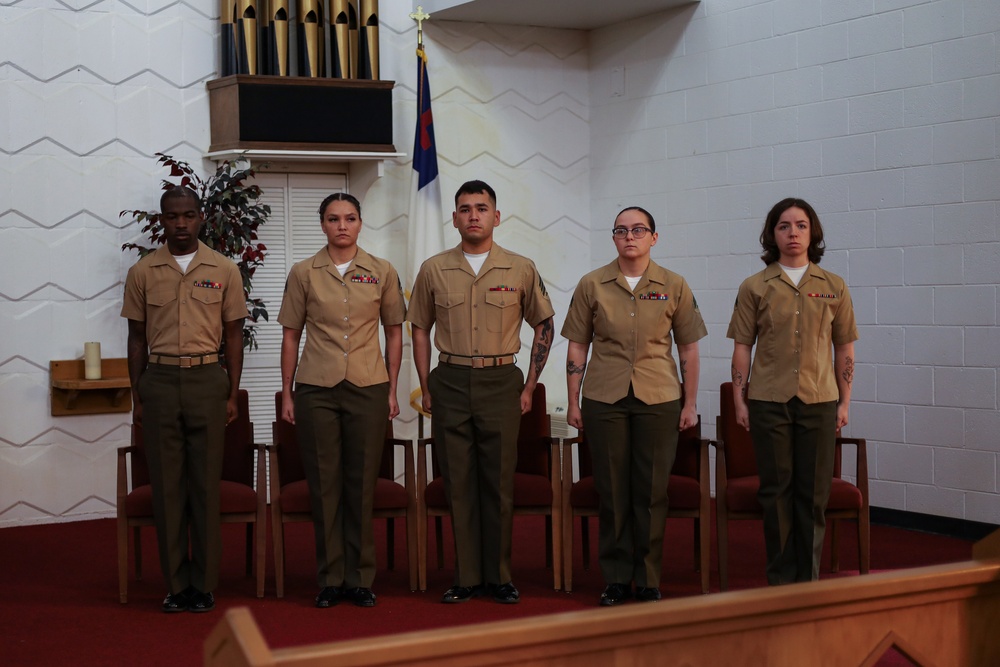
[84,342,102,380]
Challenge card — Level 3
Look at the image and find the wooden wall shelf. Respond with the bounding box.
[50,359,131,416]
[206,75,397,153]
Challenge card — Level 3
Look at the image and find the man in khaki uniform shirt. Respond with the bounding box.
[562,206,706,606]
[409,180,555,605]
[122,186,247,613]
[278,192,405,608]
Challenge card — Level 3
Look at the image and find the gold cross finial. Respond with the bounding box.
[410,5,430,48]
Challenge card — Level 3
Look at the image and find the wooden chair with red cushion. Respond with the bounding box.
[268,391,418,597]
[715,381,870,590]
[560,408,711,594]
[415,382,562,591]
[116,388,265,602]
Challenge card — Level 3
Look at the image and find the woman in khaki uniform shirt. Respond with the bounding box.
[562,206,706,607]
[727,197,858,586]
[278,193,405,608]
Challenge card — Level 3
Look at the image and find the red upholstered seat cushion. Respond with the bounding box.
[667,474,701,510]
[828,478,863,509]
[124,485,153,517]
[726,475,863,512]
[374,478,408,510]
[424,478,447,509]
[280,480,311,514]
[512,472,552,506]
[726,476,761,513]
[219,480,258,514]
[570,476,599,509]
[126,481,257,517]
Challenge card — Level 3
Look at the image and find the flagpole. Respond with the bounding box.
[406,5,444,429]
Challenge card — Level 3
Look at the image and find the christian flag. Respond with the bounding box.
[406,45,445,412]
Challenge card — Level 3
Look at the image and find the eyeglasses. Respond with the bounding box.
[612,226,652,239]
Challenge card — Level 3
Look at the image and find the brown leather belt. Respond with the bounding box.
[149,353,220,368]
[440,353,516,369]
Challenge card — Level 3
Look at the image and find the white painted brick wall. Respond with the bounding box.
[879,366,935,405]
[876,441,934,483]
[588,0,1000,521]
[934,367,998,409]
[905,326,964,366]
[935,448,997,492]
[904,405,964,446]
[934,285,997,325]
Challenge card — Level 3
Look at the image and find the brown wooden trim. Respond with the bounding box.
[206,559,1000,667]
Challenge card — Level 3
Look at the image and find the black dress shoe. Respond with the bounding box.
[315,586,342,608]
[161,590,189,613]
[599,583,632,607]
[188,590,215,613]
[491,582,520,604]
[635,586,662,602]
[344,587,377,607]
[441,584,485,604]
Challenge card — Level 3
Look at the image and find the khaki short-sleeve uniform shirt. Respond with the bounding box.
[407,244,554,356]
[121,241,248,354]
[562,259,707,405]
[278,246,406,388]
[727,262,858,404]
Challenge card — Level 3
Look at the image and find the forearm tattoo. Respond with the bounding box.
[842,356,854,386]
[567,359,586,376]
[532,318,553,377]
[680,358,687,381]
[731,366,744,388]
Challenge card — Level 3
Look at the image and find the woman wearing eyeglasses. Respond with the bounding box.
[277,192,406,609]
[562,206,706,606]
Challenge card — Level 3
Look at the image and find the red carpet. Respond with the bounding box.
[0,509,972,666]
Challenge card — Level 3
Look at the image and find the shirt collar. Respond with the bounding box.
[599,259,668,287]
[312,246,376,275]
[763,261,828,287]
[442,243,513,275]
[149,240,218,271]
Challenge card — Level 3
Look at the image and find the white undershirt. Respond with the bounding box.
[464,251,489,275]
[335,260,352,277]
[173,251,197,273]
[624,275,642,291]
[780,263,808,286]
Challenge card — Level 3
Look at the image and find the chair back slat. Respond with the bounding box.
[516,383,550,476]
[221,389,253,484]
[378,420,395,481]
[129,424,150,489]
[719,382,759,479]
[273,392,307,486]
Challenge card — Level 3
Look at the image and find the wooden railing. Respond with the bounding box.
[205,531,1000,667]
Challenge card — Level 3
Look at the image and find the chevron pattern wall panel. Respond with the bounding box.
[0,0,590,526]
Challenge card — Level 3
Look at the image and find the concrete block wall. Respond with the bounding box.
[589,0,1000,523]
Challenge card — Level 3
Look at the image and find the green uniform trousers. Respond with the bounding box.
[428,363,523,587]
[137,362,230,595]
[294,381,389,589]
[749,397,838,585]
[582,391,680,588]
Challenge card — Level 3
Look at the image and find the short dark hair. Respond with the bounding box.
[160,186,201,212]
[318,192,362,219]
[615,206,656,233]
[454,180,496,208]
[760,197,825,265]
